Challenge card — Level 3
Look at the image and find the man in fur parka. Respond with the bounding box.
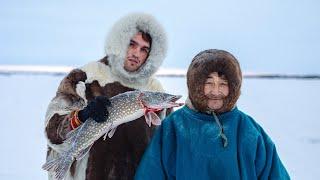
[135,49,290,179]
[44,13,168,180]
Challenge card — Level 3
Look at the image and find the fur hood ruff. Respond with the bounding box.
[105,13,167,86]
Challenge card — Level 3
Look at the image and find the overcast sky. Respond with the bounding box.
[1,0,319,73]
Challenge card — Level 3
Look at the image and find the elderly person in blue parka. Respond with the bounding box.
[135,49,290,180]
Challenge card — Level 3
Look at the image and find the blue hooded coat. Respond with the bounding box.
[135,106,290,180]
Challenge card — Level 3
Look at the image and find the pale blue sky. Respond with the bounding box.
[1,0,319,73]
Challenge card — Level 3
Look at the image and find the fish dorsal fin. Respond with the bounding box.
[107,126,118,139]
[146,111,161,126]
[101,123,113,140]
[76,143,93,160]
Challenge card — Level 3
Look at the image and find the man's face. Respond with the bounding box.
[124,32,151,72]
[204,72,229,111]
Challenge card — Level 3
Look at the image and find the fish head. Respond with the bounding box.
[139,91,184,110]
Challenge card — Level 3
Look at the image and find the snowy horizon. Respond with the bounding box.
[1,74,320,179]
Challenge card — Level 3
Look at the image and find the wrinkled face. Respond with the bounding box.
[204,72,229,111]
[124,32,151,72]
[140,91,183,109]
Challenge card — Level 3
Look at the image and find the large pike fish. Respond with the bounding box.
[42,90,183,180]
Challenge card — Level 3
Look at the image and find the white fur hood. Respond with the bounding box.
[105,12,168,86]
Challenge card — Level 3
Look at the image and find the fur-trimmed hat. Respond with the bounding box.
[105,13,167,86]
[187,49,242,113]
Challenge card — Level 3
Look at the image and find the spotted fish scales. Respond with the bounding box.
[42,90,183,180]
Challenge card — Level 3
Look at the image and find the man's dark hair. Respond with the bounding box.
[139,30,152,48]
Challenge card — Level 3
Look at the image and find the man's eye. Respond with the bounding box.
[142,48,149,53]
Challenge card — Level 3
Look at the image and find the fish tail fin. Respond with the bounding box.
[42,157,60,172]
[42,152,73,180]
[54,154,73,180]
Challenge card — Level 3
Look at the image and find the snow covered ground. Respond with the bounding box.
[0,74,319,179]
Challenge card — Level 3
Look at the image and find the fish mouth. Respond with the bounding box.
[170,95,182,102]
[141,94,184,110]
[168,95,184,107]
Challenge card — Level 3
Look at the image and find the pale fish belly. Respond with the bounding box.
[110,109,145,128]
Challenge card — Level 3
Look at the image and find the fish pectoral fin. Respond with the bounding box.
[147,111,162,126]
[76,144,93,160]
[144,114,152,127]
[107,126,118,139]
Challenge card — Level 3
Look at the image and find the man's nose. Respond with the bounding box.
[131,47,141,57]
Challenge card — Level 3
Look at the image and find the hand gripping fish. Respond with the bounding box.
[42,90,183,180]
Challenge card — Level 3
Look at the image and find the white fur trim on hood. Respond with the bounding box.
[105,12,168,86]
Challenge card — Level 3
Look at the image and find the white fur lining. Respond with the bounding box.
[80,61,164,91]
[105,13,167,86]
[80,61,116,86]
